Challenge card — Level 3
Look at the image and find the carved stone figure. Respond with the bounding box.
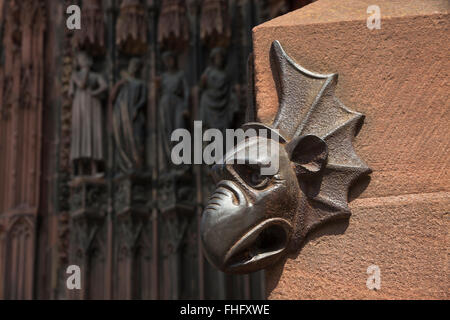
[70,52,108,176]
[201,41,371,274]
[110,58,147,174]
[157,51,189,154]
[156,51,194,218]
[200,47,238,133]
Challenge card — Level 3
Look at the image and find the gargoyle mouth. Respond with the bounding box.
[223,218,292,273]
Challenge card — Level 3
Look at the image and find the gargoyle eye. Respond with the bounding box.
[233,164,271,189]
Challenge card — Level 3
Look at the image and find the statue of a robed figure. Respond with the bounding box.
[156,51,190,161]
[70,52,108,176]
[200,47,239,133]
[110,58,147,175]
[154,51,194,211]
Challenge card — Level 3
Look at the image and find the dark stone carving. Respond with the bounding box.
[116,205,147,256]
[71,217,103,259]
[73,0,105,56]
[20,0,46,110]
[0,0,20,120]
[113,173,152,299]
[69,208,106,299]
[157,169,194,213]
[200,0,231,48]
[68,176,107,298]
[158,0,190,51]
[0,0,315,300]
[57,3,77,272]
[69,177,107,218]
[113,174,151,216]
[111,58,147,174]
[70,52,108,177]
[0,0,46,299]
[161,211,189,299]
[116,0,148,55]
[200,47,238,133]
[157,51,190,155]
[201,41,371,273]
[3,216,35,299]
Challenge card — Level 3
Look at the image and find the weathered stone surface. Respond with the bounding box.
[252,0,450,299]
[267,192,449,299]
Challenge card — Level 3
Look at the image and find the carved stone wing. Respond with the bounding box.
[270,41,371,223]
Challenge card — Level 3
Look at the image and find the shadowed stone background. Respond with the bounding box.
[0,0,314,300]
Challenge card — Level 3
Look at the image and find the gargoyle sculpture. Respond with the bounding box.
[201,41,371,274]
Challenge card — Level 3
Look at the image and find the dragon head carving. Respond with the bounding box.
[201,41,371,274]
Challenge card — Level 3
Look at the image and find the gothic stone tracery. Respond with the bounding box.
[0,0,315,300]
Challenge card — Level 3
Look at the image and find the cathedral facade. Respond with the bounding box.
[0,0,312,300]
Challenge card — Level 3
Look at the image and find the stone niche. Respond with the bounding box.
[252,0,449,299]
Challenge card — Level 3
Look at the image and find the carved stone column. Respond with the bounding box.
[0,223,5,299]
[115,185,151,299]
[0,0,46,300]
[68,176,107,299]
[160,210,190,299]
[154,0,196,295]
[3,216,35,299]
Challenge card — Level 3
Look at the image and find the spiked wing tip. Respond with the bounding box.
[270,40,370,214]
